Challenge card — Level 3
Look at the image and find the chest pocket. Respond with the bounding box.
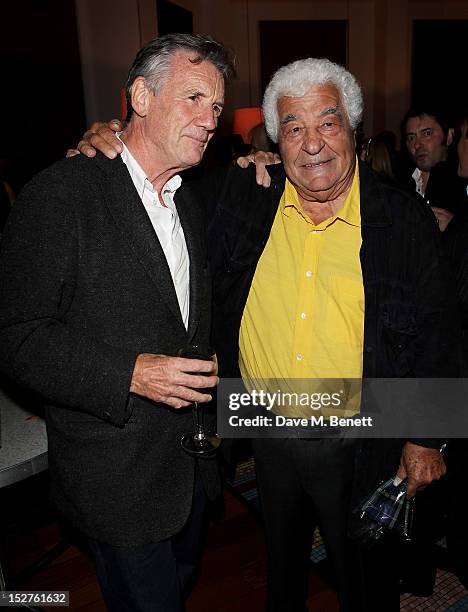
[324,276,365,350]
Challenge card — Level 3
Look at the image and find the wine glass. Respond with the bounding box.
[179,344,221,458]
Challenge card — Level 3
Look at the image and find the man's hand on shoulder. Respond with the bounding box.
[397,441,446,497]
[236,150,280,188]
[130,353,219,409]
[70,119,124,159]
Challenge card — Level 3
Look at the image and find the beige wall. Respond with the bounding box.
[192,0,467,138]
[75,0,468,137]
[75,0,157,123]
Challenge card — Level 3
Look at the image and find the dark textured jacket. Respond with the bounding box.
[0,152,219,546]
[401,158,467,216]
[204,160,459,496]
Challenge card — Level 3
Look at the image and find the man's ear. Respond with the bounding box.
[447,127,454,147]
[130,77,151,118]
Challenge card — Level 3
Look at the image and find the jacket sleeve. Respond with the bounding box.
[0,168,138,427]
[408,199,460,447]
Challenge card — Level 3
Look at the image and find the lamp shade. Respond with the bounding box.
[233,107,263,143]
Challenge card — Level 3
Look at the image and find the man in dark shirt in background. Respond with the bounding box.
[402,106,465,231]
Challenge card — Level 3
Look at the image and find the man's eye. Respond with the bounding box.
[213,105,222,117]
[320,120,340,132]
[407,135,415,143]
[188,94,199,101]
[423,129,433,137]
[290,126,301,134]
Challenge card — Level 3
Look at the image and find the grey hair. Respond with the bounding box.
[262,58,363,143]
[125,33,235,121]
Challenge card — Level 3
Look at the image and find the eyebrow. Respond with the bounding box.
[184,88,224,107]
[280,114,297,126]
[318,106,341,118]
[279,106,342,127]
[406,126,433,136]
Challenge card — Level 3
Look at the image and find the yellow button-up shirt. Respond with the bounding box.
[239,160,364,417]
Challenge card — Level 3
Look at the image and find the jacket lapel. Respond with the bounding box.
[96,154,185,330]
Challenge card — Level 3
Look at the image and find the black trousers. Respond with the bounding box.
[88,476,206,612]
[252,437,363,612]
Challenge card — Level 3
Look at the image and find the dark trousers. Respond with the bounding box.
[88,477,206,612]
[252,437,363,612]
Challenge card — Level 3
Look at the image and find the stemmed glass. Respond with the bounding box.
[179,344,221,458]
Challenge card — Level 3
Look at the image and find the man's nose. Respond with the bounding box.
[197,106,217,131]
[413,135,424,150]
[302,129,324,155]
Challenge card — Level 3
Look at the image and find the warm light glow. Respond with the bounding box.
[233,107,263,143]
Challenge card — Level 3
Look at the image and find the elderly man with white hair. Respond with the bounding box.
[209,57,456,612]
[77,56,457,612]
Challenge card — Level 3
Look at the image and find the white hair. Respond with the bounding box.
[262,58,363,143]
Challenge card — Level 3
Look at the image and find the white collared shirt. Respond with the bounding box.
[412,167,425,197]
[118,135,190,329]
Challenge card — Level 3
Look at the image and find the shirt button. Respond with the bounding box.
[296,354,303,361]
[306,271,313,277]
[300,312,307,319]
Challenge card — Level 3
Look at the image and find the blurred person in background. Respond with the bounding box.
[402,106,465,231]
[248,122,277,154]
[360,131,396,182]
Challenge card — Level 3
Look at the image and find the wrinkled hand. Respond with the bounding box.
[396,441,446,497]
[236,150,281,187]
[130,353,218,409]
[431,207,454,232]
[76,119,124,159]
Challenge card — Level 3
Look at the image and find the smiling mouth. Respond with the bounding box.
[301,159,332,168]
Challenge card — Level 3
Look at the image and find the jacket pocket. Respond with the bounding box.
[380,303,418,376]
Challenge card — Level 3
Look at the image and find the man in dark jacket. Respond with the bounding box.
[401,106,466,230]
[206,60,456,612]
[0,34,234,612]
[76,58,457,612]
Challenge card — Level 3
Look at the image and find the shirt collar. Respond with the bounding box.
[337,158,360,227]
[162,173,182,194]
[281,157,361,228]
[117,133,182,200]
[412,167,424,196]
[412,167,422,182]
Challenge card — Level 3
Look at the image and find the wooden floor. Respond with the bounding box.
[2,474,338,611]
